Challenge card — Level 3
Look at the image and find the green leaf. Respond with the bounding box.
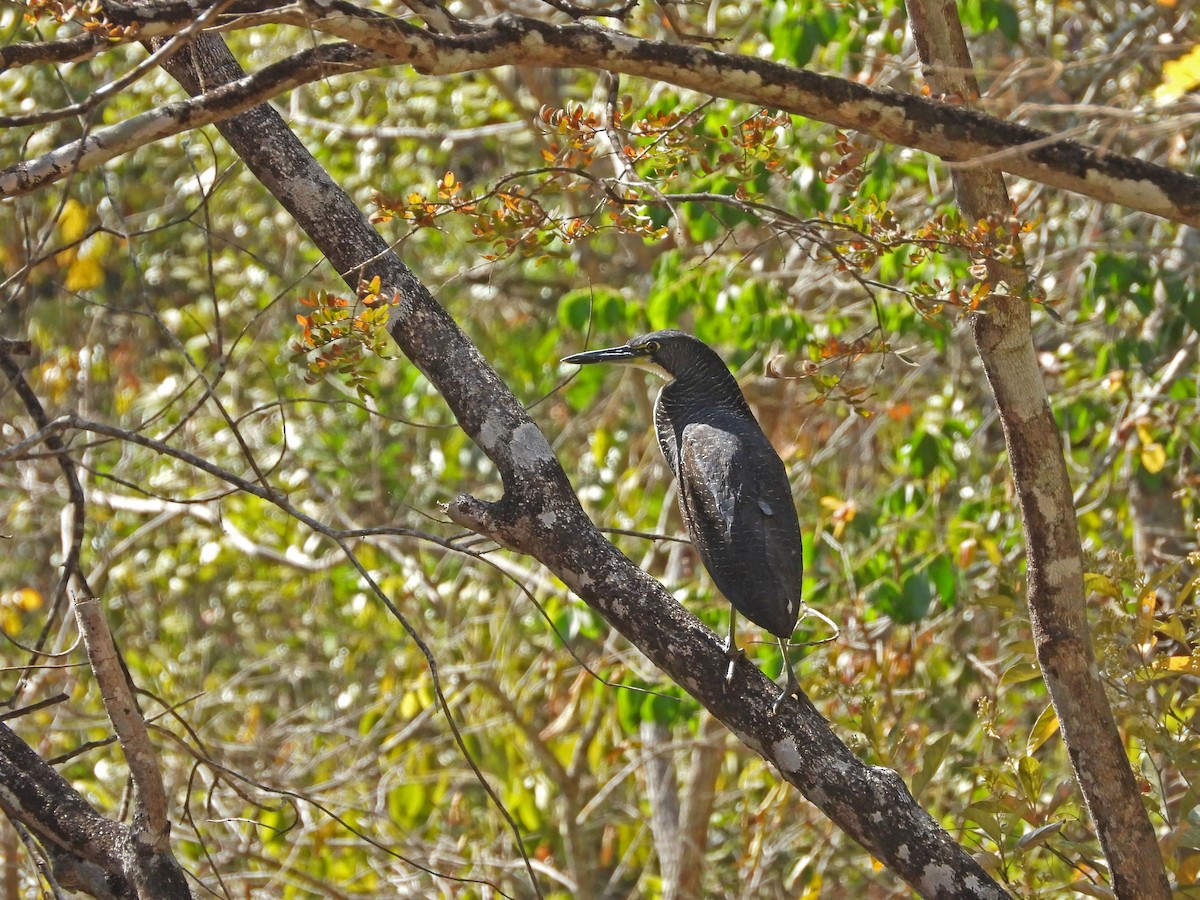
[899,573,934,623]
[1017,755,1042,801]
[926,554,957,608]
[1001,662,1042,685]
[911,732,955,798]
[1015,821,1063,853]
[1026,702,1059,755]
[868,575,932,624]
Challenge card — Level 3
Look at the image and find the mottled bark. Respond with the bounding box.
[0,726,192,900]
[904,2,1170,897]
[154,32,1009,900]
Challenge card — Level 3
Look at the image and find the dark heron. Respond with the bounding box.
[563,329,805,710]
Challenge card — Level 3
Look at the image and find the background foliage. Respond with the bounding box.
[1,0,1198,896]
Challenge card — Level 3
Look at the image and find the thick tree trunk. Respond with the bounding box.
[904,2,1171,897]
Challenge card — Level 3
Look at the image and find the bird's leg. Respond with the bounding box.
[772,637,801,714]
[724,609,744,683]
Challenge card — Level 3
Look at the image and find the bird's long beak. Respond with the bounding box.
[561,345,640,366]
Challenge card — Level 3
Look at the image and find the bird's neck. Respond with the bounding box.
[659,364,755,425]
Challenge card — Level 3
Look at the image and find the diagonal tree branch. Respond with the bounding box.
[151,30,1009,899]
[904,1,1171,896]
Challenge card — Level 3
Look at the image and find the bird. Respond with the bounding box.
[563,329,805,711]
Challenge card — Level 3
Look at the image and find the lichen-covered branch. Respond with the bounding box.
[0,40,390,198]
[0,726,192,899]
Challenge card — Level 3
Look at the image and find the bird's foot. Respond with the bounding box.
[772,682,798,714]
[772,663,801,714]
[723,639,745,684]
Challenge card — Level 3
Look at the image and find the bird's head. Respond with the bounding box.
[561,330,718,381]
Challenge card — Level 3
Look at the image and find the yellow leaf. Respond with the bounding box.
[58,197,89,243]
[819,495,844,511]
[1136,421,1155,445]
[13,587,42,611]
[1141,442,1166,474]
[1152,656,1200,675]
[1160,615,1189,643]
[1083,572,1122,600]
[65,232,111,292]
[65,255,104,292]
[1156,44,1200,102]
[400,690,422,718]
[1136,588,1158,645]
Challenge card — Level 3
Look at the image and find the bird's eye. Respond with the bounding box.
[644,340,660,353]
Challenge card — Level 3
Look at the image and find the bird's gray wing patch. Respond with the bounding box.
[678,423,743,545]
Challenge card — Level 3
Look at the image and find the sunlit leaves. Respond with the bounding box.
[5,0,1199,894]
[371,170,475,226]
[1155,44,1200,103]
[0,586,43,634]
[291,278,398,399]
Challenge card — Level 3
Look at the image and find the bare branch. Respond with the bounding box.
[0,32,113,70]
[0,350,179,866]
[0,40,390,198]
[0,0,238,128]
[73,597,173,841]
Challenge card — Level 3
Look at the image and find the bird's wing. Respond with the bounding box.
[677,423,742,547]
[678,422,802,637]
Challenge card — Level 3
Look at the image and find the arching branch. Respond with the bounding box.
[3,1,1198,227]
